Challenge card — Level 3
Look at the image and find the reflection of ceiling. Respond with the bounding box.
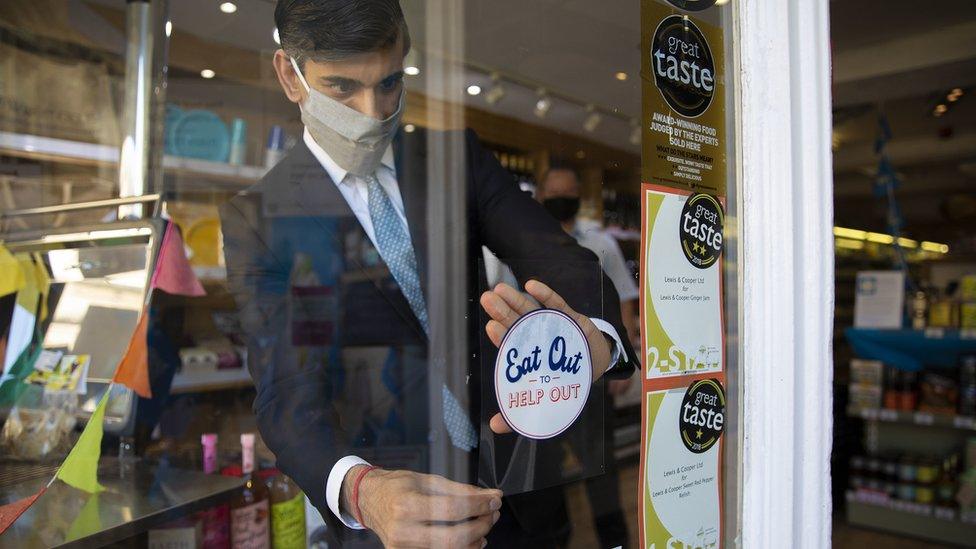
[45,1,976,192]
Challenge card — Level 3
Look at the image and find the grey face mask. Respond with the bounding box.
[290,57,404,177]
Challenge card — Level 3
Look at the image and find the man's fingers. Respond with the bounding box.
[493,283,539,316]
[421,474,504,501]
[479,291,519,329]
[489,412,513,434]
[421,494,501,522]
[524,279,570,313]
[485,320,506,348]
[427,512,498,548]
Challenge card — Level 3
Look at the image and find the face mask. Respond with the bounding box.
[290,57,404,177]
[542,197,580,222]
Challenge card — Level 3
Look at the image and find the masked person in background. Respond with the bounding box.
[219,1,637,547]
[537,167,640,549]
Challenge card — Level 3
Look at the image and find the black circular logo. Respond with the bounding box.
[665,0,718,11]
[679,379,726,454]
[679,193,723,269]
[651,15,716,118]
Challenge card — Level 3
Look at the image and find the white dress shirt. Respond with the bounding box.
[303,129,627,529]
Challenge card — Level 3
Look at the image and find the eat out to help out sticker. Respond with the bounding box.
[494,309,592,439]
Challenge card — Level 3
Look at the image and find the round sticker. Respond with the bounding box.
[664,0,717,11]
[494,309,592,440]
[650,15,716,118]
[678,378,726,453]
[679,193,723,269]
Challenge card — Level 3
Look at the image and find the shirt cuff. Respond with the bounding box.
[327,455,371,529]
[589,317,628,372]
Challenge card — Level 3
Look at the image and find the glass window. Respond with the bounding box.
[0,1,738,547]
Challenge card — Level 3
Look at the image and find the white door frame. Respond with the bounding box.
[736,0,834,546]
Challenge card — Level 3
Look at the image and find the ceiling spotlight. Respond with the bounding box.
[575,150,586,160]
[948,88,963,102]
[273,27,280,45]
[934,103,948,115]
[629,119,641,146]
[200,69,215,79]
[583,105,602,132]
[485,73,506,105]
[404,124,416,133]
[615,72,628,81]
[165,20,172,37]
[534,89,552,118]
[404,49,421,76]
[219,2,237,14]
[466,84,482,96]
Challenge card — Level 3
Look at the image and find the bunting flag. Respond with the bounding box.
[54,391,109,494]
[110,309,151,398]
[151,222,205,297]
[0,243,26,298]
[0,487,47,535]
[65,494,102,542]
[4,255,40,376]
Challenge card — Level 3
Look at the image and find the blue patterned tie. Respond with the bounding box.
[365,174,478,451]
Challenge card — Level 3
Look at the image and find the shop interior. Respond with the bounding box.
[0,0,974,547]
[0,1,647,547]
[829,1,976,547]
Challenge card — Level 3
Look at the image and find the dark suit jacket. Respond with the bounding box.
[219,128,636,544]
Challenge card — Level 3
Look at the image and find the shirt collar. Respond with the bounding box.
[302,127,396,186]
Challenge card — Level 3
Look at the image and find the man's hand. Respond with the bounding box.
[479,280,613,434]
[344,466,502,548]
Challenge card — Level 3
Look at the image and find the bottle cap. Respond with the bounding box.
[201,433,217,447]
[241,433,255,447]
[230,118,248,144]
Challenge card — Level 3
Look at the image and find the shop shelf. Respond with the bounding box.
[0,131,266,185]
[170,367,253,394]
[847,406,976,431]
[845,490,976,546]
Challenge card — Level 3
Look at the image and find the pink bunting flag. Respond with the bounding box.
[0,487,46,534]
[150,223,206,297]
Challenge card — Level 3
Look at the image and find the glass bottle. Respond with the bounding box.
[230,433,270,549]
[264,469,307,549]
[200,433,231,548]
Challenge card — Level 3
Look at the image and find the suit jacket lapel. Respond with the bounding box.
[287,139,427,340]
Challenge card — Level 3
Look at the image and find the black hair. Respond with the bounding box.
[275,0,411,65]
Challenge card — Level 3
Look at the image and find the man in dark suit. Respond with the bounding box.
[220,1,636,546]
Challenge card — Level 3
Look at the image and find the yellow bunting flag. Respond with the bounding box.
[55,392,109,494]
[111,310,152,398]
[65,494,102,542]
[0,243,25,297]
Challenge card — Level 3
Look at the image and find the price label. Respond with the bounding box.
[961,329,976,340]
[879,409,899,422]
[914,412,935,425]
[924,328,946,339]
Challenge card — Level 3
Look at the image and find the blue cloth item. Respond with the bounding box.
[366,174,478,451]
[846,328,976,371]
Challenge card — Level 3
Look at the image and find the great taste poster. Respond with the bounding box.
[638,2,729,546]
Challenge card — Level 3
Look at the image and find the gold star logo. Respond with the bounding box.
[699,243,707,257]
[696,428,703,439]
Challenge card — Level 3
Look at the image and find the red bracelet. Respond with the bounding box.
[352,465,379,527]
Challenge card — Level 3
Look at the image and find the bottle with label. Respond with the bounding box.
[260,469,306,549]
[230,433,270,549]
[200,433,231,549]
